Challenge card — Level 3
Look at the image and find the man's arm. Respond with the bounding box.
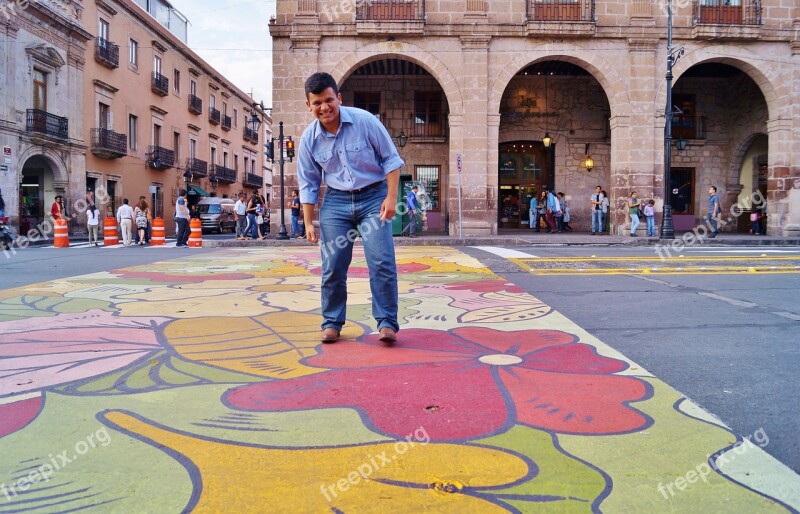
[380,169,400,222]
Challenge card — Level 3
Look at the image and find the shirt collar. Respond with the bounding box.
[312,105,353,139]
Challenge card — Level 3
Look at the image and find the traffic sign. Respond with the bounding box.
[456,153,462,174]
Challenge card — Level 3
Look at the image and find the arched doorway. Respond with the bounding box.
[20,156,59,234]
[498,141,549,229]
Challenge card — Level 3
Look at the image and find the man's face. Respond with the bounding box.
[307,87,342,128]
[595,186,601,193]
[708,187,715,195]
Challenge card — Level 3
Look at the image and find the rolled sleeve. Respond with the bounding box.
[297,130,322,205]
[368,115,405,174]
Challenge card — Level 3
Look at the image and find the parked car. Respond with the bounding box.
[197,197,236,233]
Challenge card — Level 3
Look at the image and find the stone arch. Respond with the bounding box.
[329,42,464,117]
[18,146,68,184]
[488,49,629,119]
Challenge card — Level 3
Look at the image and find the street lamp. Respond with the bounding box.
[396,130,408,148]
[183,169,193,185]
[660,0,684,240]
[265,119,293,240]
[209,174,219,190]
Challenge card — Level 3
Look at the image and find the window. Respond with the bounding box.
[354,92,381,118]
[129,39,138,66]
[153,124,161,146]
[222,102,227,116]
[189,138,196,159]
[190,80,197,96]
[153,54,161,75]
[415,166,440,211]
[233,108,238,127]
[210,146,217,166]
[209,94,216,109]
[128,114,137,150]
[99,102,110,129]
[234,154,239,171]
[414,91,444,137]
[223,151,228,167]
[670,168,695,215]
[98,19,110,46]
[244,156,249,174]
[173,132,181,161]
[173,69,180,93]
[33,70,47,111]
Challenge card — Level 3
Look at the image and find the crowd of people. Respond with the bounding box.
[527,187,577,234]
[234,190,272,240]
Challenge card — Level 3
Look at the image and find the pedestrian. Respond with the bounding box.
[86,190,95,207]
[528,194,537,229]
[116,198,134,246]
[257,191,270,236]
[175,189,190,247]
[134,198,150,245]
[591,185,604,235]
[0,188,5,217]
[234,192,248,239]
[290,189,302,238]
[536,192,547,232]
[561,195,573,232]
[405,185,419,237]
[545,188,559,233]
[134,195,151,244]
[297,71,404,346]
[644,199,656,236]
[255,198,266,240]
[628,191,641,237]
[556,192,567,232]
[246,191,259,240]
[51,195,64,220]
[601,190,609,233]
[750,209,761,235]
[86,203,100,246]
[707,186,721,238]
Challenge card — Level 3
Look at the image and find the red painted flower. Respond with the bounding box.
[224,328,652,441]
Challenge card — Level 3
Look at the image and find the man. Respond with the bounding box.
[290,189,302,238]
[175,189,190,247]
[707,185,721,238]
[297,72,404,346]
[405,185,419,237]
[116,198,134,246]
[591,185,604,235]
[234,192,248,239]
[545,188,560,233]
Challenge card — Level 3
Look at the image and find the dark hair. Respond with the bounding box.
[304,72,338,97]
[179,189,187,197]
[710,186,717,193]
[292,189,299,195]
[123,198,129,204]
[88,204,97,214]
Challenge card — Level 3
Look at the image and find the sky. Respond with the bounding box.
[171,0,275,105]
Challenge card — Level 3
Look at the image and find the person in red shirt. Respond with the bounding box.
[50,195,64,220]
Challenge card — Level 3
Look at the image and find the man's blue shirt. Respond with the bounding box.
[297,106,405,205]
[406,191,418,212]
[708,194,720,215]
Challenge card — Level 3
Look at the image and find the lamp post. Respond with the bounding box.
[660,0,684,240]
[263,119,293,240]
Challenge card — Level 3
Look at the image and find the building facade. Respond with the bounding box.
[270,0,800,236]
[1,0,92,236]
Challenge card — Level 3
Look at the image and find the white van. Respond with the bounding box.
[197,197,236,233]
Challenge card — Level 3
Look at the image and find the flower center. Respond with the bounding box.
[479,354,523,366]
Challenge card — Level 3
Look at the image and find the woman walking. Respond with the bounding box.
[86,204,100,246]
[134,198,150,245]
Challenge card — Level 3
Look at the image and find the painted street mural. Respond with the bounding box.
[1,247,798,512]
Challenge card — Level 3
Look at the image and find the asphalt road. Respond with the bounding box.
[2,241,798,474]
[464,245,800,475]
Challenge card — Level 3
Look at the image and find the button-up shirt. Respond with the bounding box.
[297,106,404,205]
[116,204,134,222]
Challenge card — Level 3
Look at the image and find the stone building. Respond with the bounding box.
[270,0,799,236]
[0,0,91,236]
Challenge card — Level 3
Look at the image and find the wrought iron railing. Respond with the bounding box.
[91,128,127,157]
[222,115,232,131]
[356,0,425,20]
[186,157,208,177]
[693,0,761,25]
[244,127,259,144]
[95,38,120,68]
[527,0,595,21]
[209,107,221,125]
[212,164,237,183]
[188,94,202,114]
[151,72,169,96]
[146,145,175,169]
[244,172,263,188]
[26,109,68,140]
[671,115,707,140]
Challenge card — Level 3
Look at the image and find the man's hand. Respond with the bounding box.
[380,196,397,222]
[305,225,318,244]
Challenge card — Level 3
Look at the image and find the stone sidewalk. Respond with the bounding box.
[1,247,798,512]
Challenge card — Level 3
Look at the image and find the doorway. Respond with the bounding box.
[499,141,548,229]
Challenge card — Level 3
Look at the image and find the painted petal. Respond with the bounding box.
[0,395,43,438]
[225,362,511,441]
[500,366,651,435]
[452,327,577,356]
[520,343,629,374]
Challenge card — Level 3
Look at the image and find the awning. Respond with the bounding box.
[188,184,209,196]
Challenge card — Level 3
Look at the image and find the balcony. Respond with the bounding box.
[151,72,169,96]
[356,0,424,20]
[146,145,175,169]
[244,127,259,144]
[186,157,208,177]
[671,115,707,141]
[26,109,68,140]
[91,128,127,159]
[188,94,202,115]
[526,0,596,37]
[212,164,237,183]
[94,38,120,69]
[209,107,221,125]
[694,0,761,25]
[222,114,232,131]
[243,172,263,188]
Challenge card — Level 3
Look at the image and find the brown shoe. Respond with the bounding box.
[320,328,340,344]
[378,327,397,346]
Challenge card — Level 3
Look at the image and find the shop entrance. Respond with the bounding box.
[498,142,549,229]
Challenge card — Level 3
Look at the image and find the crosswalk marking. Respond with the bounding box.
[471,246,539,258]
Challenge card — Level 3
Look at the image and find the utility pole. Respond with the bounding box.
[660,0,684,240]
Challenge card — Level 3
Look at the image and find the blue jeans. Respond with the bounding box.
[707,213,718,234]
[247,214,258,238]
[291,214,300,237]
[646,215,655,236]
[319,181,398,333]
[175,217,189,246]
[630,213,640,235]
[592,210,603,233]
